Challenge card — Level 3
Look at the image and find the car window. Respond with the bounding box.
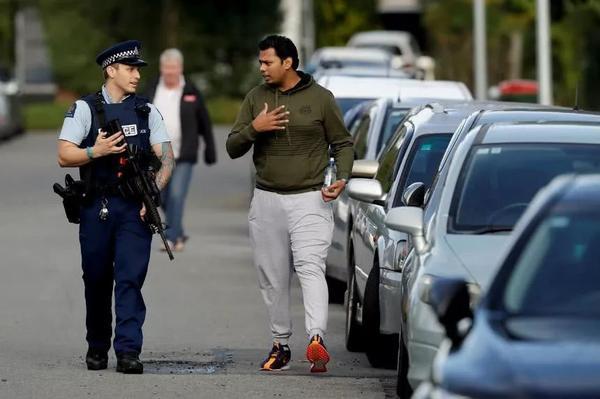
[353,115,371,159]
[504,209,600,319]
[377,108,410,153]
[375,124,412,193]
[337,98,373,115]
[449,143,600,233]
[393,134,452,207]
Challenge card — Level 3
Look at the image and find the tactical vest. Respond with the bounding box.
[79,92,151,189]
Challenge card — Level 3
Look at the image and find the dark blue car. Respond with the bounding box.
[416,173,600,399]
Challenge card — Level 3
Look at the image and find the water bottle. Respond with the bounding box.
[323,157,337,190]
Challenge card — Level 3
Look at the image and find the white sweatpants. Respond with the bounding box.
[249,188,334,345]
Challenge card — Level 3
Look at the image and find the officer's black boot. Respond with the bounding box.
[116,352,144,374]
[85,348,108,371]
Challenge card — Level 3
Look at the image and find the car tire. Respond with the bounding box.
[363,261,398,369]
[327,275,346,304]
[345,245,364,352]
[396,328,412,398]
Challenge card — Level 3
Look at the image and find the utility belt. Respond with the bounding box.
[53,175,142,224]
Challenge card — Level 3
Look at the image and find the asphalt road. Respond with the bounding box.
[0,127,395,399]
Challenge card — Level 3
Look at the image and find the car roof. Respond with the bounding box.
[479,122,600,145]
[315,67,412,79]
[408,104,485,136]
[318,76,472,100]
[313,46,392,62]
[348,30,414,44]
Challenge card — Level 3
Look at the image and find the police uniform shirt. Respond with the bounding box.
[59,85,170,146]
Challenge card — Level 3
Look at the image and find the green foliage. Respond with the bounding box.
[23,96,241,130]
[315,0,379,47]
[553,1,600,109]
[23,100,70,131]
[37,0,280,97]
[205,97,243,125]
[423,0,536,89]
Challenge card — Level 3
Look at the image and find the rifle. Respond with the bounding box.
[106,119,174,261]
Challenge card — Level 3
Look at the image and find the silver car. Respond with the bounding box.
[343,102,478,367]
[386,119,600,396]
[327,97,439,298]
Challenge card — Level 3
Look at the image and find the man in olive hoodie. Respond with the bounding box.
[226,35,353,373]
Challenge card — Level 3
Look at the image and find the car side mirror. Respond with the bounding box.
[384,206,425,253]
[347,178,385,204]
[402,182,426,207]
[351,160,379,179]
[428,278,473,348]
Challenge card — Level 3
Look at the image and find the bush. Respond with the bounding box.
[23,101,71,131]
[23,97,242,131]
[206,97,242,125]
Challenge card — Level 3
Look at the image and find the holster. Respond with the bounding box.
[53,174,89,224]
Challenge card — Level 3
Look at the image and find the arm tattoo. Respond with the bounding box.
[155,142,175,190]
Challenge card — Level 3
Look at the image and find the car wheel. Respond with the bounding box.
[363,262,399,369]
[327,275,346,304]
[345,246,364,351]
[396,328,412,398]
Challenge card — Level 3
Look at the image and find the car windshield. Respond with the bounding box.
[377,108,410,153]
[503,208,600,322]
[450,144,600,233]
[336,98,373,115]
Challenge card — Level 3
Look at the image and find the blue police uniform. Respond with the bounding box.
[58,40,169,363]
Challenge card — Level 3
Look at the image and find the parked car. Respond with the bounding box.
[386,119,600,397]
[0,81,23,141]
[415,172,600,399]
[343,101,477,367]
[306,46,393,75]
[327,98,451,301]
[347,30,421,69]
[347,30,434,79]
[316,75,472,116]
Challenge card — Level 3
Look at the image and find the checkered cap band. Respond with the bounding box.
[101,48,140,68]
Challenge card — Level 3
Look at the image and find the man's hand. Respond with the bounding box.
[92,130,127,158]
[321,179,346,202]
[251,103,289,132]
[140,204,146,221]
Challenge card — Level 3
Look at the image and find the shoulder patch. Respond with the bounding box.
[65,102,77,118]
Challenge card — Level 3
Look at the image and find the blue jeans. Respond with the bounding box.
[162,161,194,243]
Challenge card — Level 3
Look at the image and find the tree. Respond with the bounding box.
[315,0,379,47]
[37,0,280,97]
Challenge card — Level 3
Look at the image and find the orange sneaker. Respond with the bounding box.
[306,335,330,373]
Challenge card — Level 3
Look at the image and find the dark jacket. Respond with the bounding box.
[147,77,216,165]
[226,71,354,194]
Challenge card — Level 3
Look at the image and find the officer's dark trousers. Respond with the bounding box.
[79,195,152,354]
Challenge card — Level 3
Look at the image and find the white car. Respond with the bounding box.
[386,118,600,396]
[306,46,393,75]
[317,75,472,115]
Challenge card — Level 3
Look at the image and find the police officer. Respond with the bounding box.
[57,40,174,374]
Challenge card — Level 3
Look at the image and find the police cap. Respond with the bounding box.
[96,40,148,69]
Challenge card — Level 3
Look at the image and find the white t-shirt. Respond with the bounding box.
[153,77,185,158]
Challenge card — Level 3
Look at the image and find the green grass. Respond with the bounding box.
[23,97,242,131]
[206,97,242,125]
[23,101,71,131]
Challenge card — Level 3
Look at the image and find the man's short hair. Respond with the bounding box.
[103,63,120,80]
[160,48,184,65]
[258,35,299,70]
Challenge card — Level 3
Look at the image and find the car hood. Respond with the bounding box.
[444,235,511,289]
[442,316,600,398]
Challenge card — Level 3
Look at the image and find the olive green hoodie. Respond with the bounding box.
[226,72,354,194]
